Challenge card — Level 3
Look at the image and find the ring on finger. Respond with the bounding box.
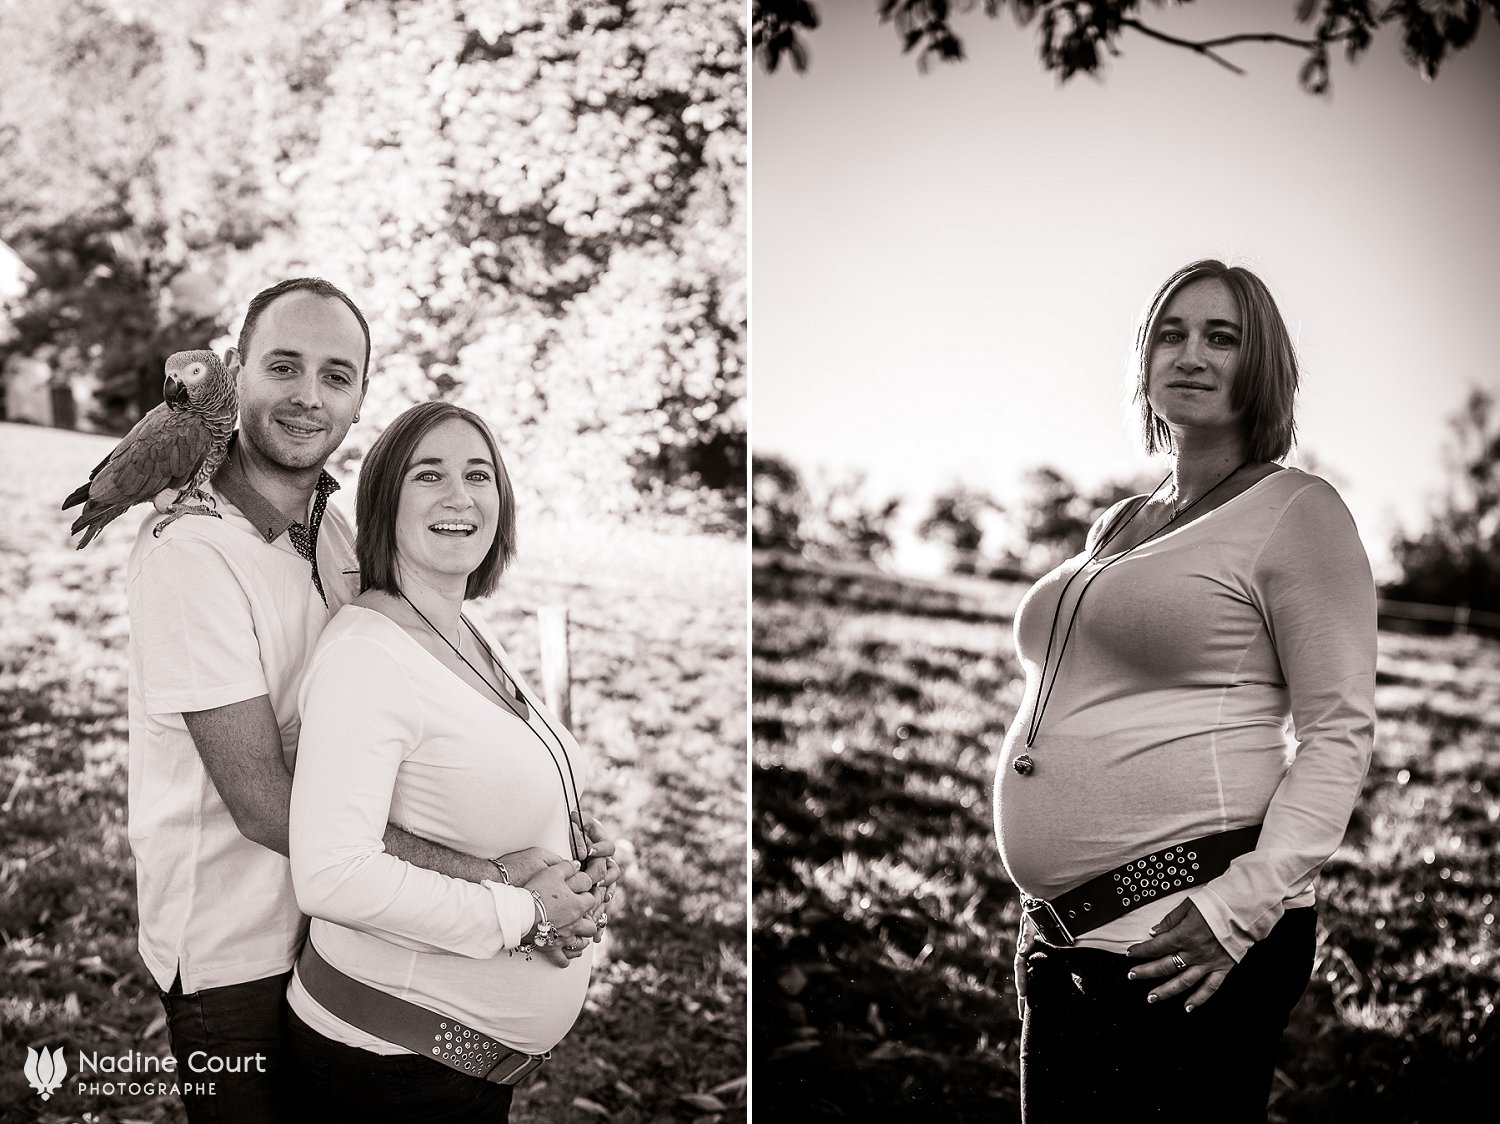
[1171,953,1187,971]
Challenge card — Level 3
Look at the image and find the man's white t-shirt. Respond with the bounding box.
[126,465,356,994]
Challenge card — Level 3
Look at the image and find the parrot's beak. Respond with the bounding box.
[164,375,189,409]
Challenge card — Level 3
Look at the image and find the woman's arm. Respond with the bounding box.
[1189,481,1378,961]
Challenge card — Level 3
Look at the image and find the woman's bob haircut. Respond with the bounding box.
[356,400,517,600]
[1133,260,1299,463]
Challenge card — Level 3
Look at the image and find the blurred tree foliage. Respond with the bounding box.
[0,211,218,431]
[752,452,809,551]
[970,466,1143,579]
[916,483,1006,575]
[1386,387,1500,614]
[754,0,1496,94]
[0,0,745,531]
[277,0,745,527]
[760,454,1157,576]
[811,473,902,563]
[0,0,262,429]
[751,454,900,563]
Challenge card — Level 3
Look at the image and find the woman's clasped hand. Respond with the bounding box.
[576,812,627,901]
[505,813,625,966]
[516,854,599,965]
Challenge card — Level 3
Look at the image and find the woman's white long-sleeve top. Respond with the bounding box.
[994,469,1377,960]
[287,605,592,1055]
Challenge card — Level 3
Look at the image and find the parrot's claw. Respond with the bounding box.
[152,503,224,537]
[173,486,215,508]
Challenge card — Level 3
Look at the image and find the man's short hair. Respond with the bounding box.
[1133,260,1299,462]
[237,278,372,382]
[356,401,517,600]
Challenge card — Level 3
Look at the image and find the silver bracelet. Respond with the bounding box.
[527,889,559,948]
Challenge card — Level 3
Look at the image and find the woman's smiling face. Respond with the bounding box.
[1146,277,1245,439]
[395,417,501,590]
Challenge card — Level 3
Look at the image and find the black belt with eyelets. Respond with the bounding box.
[296,940,550,1085]
[1021,824,1262,946]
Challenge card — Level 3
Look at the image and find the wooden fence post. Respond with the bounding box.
[537,604,573,728]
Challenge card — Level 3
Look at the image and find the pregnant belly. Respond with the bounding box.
[307,922,594,1056]
[993,732,1234,900]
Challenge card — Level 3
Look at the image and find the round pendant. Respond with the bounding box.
[1013,754,1034,776]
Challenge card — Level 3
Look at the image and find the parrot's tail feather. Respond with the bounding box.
[70,505,125,549]
[61,482,90,510]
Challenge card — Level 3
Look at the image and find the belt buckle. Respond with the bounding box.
[488,1049,550,1086]
[1022,896,1075,946]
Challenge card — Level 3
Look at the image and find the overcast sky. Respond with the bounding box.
[752,4,1500,577]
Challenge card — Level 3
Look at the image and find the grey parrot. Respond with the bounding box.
[62,349,237,548]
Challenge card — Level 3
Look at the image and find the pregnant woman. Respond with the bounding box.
[285,401,620,1121]
[996,260,1377,1121]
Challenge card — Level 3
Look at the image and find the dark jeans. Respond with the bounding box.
[286,1008,515,1123]
[157,970,291,1124]
[1020,906,1316,1123]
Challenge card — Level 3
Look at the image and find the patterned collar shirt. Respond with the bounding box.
[213,436,342,605]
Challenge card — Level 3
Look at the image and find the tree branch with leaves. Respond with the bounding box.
[754,0,1496,95]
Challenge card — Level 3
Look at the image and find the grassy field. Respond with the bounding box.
[0,420,747,1124]
[752,551,1500,1123]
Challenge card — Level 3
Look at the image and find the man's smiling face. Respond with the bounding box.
[232,291,367,472]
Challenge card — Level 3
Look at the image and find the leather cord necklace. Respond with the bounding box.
[398,591,586,862]
[1015,459,1250,775]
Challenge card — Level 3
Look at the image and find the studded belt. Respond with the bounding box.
[295,940,550,1085]
[1021,824,1262,946]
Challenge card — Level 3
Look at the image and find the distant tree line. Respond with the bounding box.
[756,386,1500,615]
[1384,388,1499,615]
[752,455,903,564]
[753,453,1145,576]
[0,0,745,532]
